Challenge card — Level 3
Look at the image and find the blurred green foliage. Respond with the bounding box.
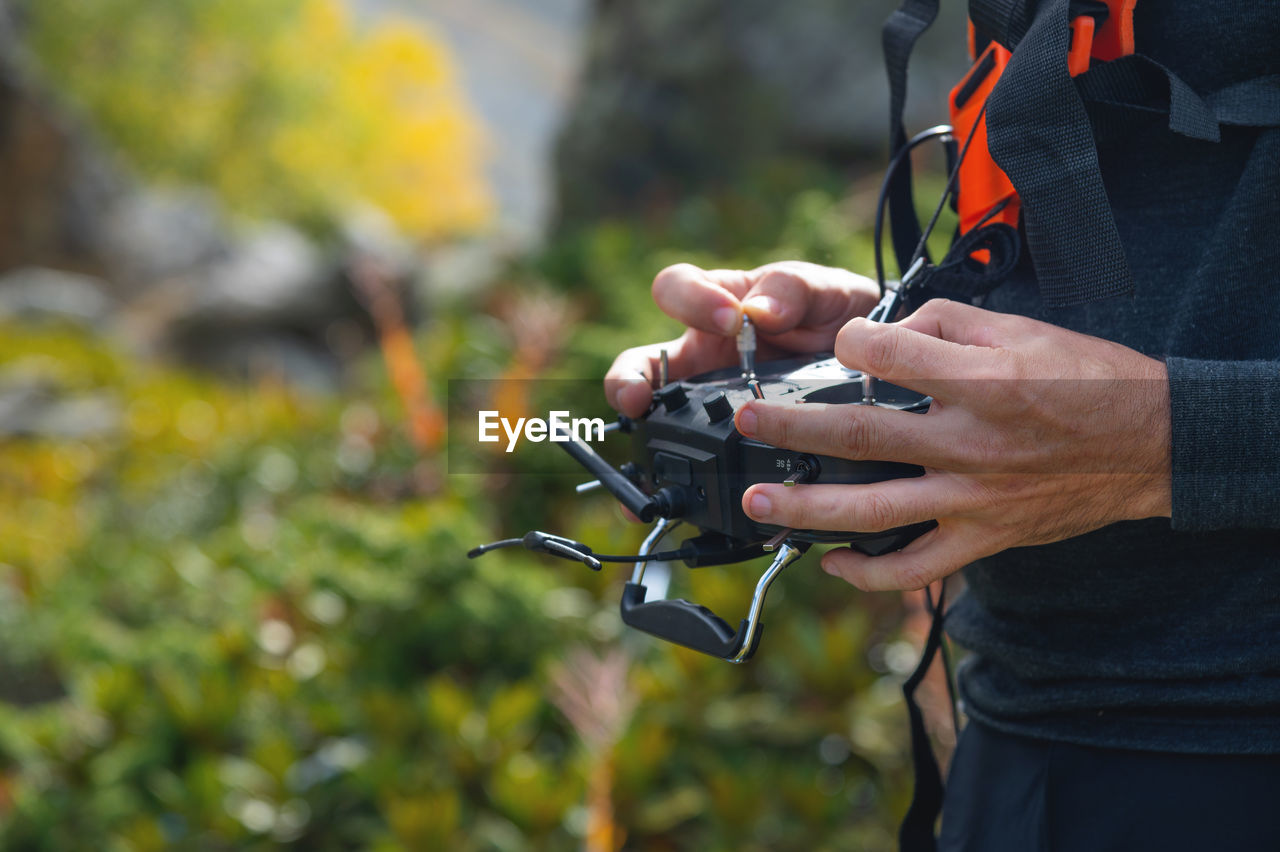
[0,218,926,847]
[4,2,968,845]
[25,0,492,238]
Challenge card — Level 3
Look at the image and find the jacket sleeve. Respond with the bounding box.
[1167,356,1280,531]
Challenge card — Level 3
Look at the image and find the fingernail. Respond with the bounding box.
[712,306,740,335]
[736,407,757,436]
[744,294,783,318]
[820,556,836,576]
[748,492,771,518]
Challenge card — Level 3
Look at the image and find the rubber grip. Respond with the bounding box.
[620,582,747,659]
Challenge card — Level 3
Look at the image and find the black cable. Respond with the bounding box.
[467,538,522,556]
[912,200,1020,302]
[907,101,989,274]
[940,629,960,740]
[875,101,995,304]
[468,535,697,564]
[964,193,1013,234]
[591,548,696,563]
[874,125,956,296]
[923,580,961,746]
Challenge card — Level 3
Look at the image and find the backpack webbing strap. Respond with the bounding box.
[882,0,941,278]
[969,0,1037,50]
[1078,59,1280,138]
[1208,75,1280,127]
[985,0,1135,308]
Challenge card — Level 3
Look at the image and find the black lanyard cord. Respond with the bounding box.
[899,578,951,852]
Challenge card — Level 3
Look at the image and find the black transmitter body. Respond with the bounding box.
[470,350,938,661]
[630,354,935,557]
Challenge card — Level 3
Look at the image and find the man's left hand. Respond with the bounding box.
[735,299,1172,591]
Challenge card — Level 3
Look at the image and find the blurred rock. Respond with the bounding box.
[421,239,506,301]
[178,224,329,325]
[0,266,114,326]
[339,205,417,287]
[157,222,375,387]
[170,330,346,393]
[554,0,967,224]
[0,6,408,387]
[0,376,120,439]
[99,188,229,292]
[0,62,384,386]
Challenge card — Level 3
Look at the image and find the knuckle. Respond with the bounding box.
[844,571,872,592]
[857,491,899,532]
[836,412,876,458]
[963,476,1005,509]
[862,326,903,375]
[604,348,637,382]
[758,267,804,293]
[917,297,952,319]
[652,263,698,299]
[753,260,800,279]
[834,320,860,361]
[961,431,1004,472]
[767,408,794,447]
[892,560,934,591]
[995,348,1032,385]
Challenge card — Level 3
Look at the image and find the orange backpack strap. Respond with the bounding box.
[1087,0,1138,62]
[952,0,1138,245]
[950,39,1019,238]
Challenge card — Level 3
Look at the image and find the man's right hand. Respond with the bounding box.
[605,261,880,417]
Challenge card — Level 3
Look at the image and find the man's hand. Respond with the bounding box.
[605,262,879,417]
[735,299,1173,591]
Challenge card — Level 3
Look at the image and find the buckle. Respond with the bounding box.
[1068,14,1096,77]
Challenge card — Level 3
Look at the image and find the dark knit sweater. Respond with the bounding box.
[947,0,1280,752]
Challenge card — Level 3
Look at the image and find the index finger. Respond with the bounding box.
[894,298,1011,348]
[651,264,750,336]
[835,316,999,402]
[735,399,967,469]
[740,262,877,336]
